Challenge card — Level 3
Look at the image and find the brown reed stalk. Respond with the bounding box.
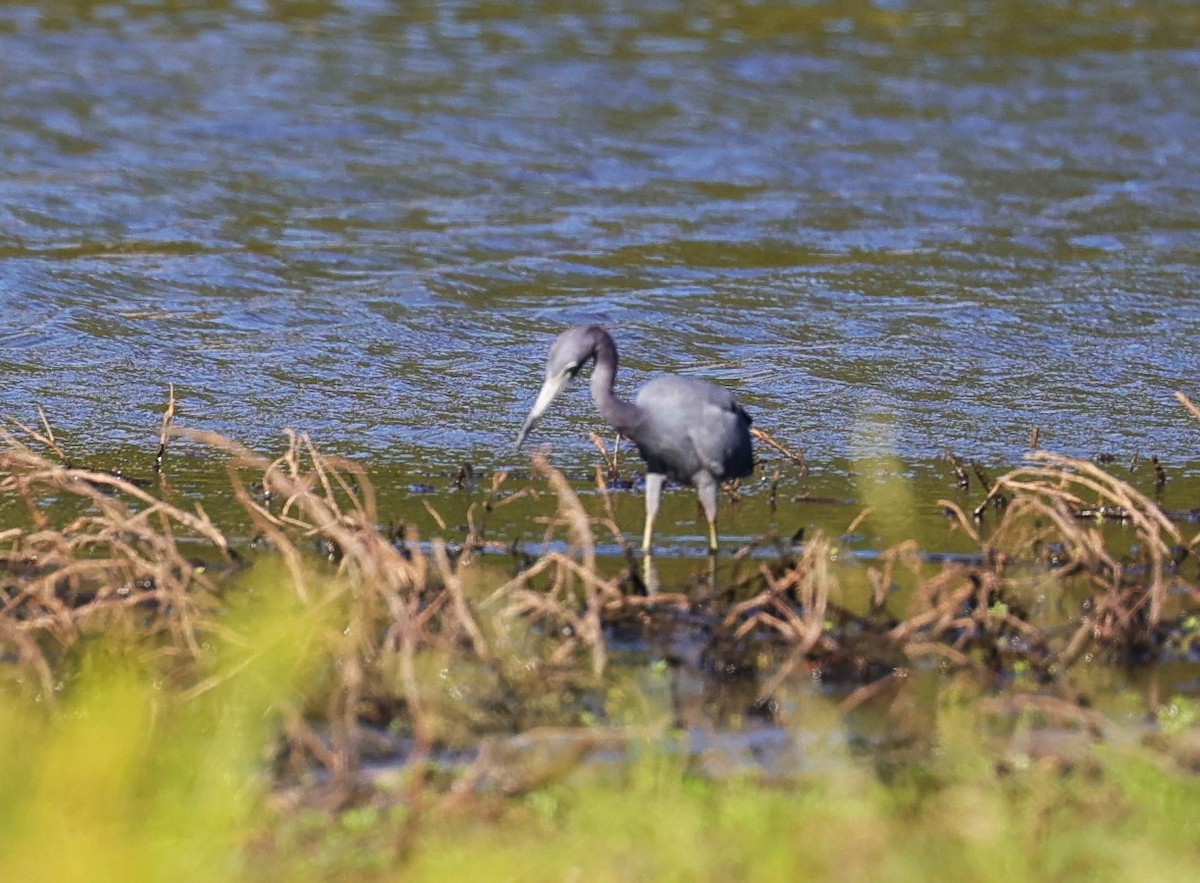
[484,453,621,676]
[175,428,440,798]
[866,540,922,610]
[587,431,620,478]
[751,426,809,477]
[0,427,231,669]
[709,533,839,701]
[987,451,1180,627]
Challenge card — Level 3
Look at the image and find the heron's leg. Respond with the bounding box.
[642,472,665,553]
[641,553,661,595]
[694,472,719,554]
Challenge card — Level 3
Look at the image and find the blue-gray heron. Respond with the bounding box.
[516,325,753,553]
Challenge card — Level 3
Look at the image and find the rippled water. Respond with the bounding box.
[2,0,1199,475]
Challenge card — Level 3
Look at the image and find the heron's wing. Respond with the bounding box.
[635,376,754,482]
[690,399,754,480]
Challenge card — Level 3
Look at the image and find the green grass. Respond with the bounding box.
[2,565,1200,883]
[258,733,1200,883]
[0,562,333,883]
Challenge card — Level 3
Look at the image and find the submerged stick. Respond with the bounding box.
[751,427,809,478]
[155,383,176,474]
[588,432,621,479]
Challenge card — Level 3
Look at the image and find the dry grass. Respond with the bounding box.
[986,451,1181,622]
[0,425,231,697]
[0,423,613,812]
[1,403,1199,814]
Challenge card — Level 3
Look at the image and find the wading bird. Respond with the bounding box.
[516,325,753,554]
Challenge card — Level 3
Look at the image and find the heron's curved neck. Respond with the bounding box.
[588,328,643,438]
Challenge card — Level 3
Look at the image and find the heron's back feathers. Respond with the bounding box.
[631,375,754,484]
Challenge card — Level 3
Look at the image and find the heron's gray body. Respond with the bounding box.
[516,324,753,553]
[630,375,752,485]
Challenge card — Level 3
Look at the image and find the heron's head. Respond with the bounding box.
[515,326,598,449]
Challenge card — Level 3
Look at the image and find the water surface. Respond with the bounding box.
[1,0,1198,478]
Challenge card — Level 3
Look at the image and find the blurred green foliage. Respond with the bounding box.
[0,561,332,883]
[2,558,1197,883]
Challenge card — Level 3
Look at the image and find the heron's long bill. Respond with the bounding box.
[515,371,570,449]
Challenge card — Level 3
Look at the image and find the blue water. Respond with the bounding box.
[1,1,1198,473]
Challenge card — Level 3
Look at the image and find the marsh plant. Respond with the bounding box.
[2,399,1200,880]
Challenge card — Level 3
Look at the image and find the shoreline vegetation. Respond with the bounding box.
[2,394,1200,880]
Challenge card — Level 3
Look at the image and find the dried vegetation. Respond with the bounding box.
[2,395,1200,814]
